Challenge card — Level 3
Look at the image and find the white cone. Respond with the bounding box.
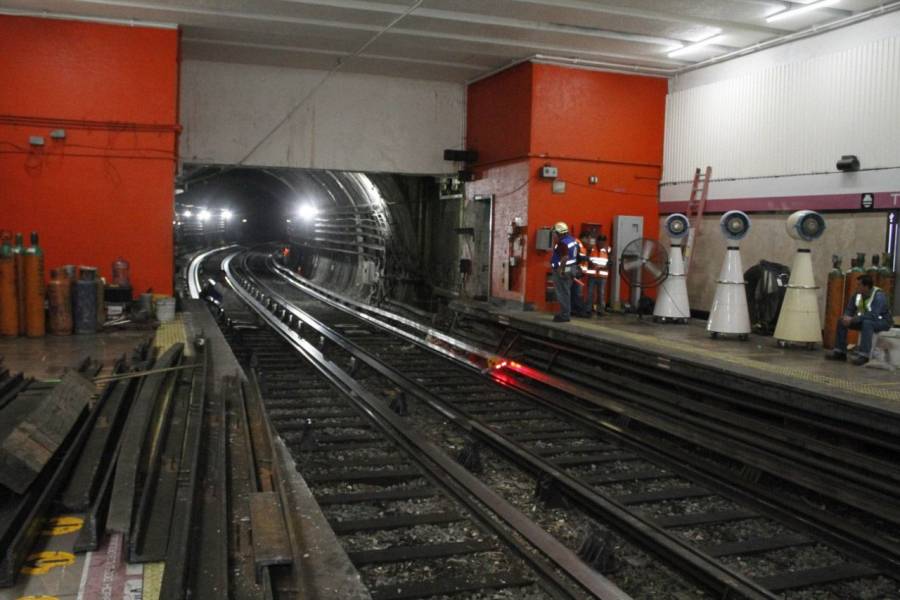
[654,245,690,320]
[774,250,822,344]
[708,247,751,335]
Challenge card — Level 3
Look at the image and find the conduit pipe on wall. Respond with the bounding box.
[0,7,176,29]
[467,0,900,84]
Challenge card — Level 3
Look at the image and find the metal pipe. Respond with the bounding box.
[468,1,900,83]
[0,7,176,29]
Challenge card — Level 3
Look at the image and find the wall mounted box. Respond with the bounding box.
[535,227,553,250]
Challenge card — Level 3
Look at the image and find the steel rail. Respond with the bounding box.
[236,253,779,600]
[268,253,900,530]
[259,250,900,577]
[187,244,239,299]
[222,251,632,600]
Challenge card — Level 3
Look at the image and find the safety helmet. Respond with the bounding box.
[552,221,569,235]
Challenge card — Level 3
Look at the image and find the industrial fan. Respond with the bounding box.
[618,238,669,315]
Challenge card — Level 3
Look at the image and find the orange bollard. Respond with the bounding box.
[23,231,46,337]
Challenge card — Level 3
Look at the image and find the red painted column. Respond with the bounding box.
[466,62,667,311]
[0,16,180,294]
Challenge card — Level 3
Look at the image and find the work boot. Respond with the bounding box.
[851,354,869,366]
[824,350,847,361]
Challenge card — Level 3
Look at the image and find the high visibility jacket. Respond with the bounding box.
[551,234,579,270]
[583,245,610,279]
[851,286,892,320]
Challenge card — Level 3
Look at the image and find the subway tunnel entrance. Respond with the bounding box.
[175,165,487,313]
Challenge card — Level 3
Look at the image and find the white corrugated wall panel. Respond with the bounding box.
[662,34,900,184]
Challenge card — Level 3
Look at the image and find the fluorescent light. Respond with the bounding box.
[286,218,292,223]
[221,209,233,221]
[183,209,192,218]
[296,204,319,221]
[241,218,248,223]
[767,0,840,22]
[198,209,211,222]
[667,34,726,58]
[175,188,184,195]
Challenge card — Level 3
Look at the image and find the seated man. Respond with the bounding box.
[826,274,892,365]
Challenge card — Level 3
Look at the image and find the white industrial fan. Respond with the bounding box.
[774,210,826,349]
[619,238,668,315]
[708,210,752,340]
[653,213,691,324]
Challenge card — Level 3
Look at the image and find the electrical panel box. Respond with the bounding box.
[535,227,553,250]
[540,165,558,179]
[611,216,644,308]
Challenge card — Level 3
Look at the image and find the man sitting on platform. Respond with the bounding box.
[826,275,892,366]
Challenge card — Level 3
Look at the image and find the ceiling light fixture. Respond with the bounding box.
[221,209,233,221]
[183,209,193,218]
[667,34,726,58]
[198,209,211,222]
[767,0,841,23]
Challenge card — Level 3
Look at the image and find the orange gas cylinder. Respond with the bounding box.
[23,232,46,337]
[823,256,844,350]
[844,255,864,348]
[12,233,25,335]
[96,274,106,327]
[0,241,18,336]
[47,268,73,335]
[877,252,895,309]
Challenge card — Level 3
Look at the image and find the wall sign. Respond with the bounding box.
[861,193,875,209]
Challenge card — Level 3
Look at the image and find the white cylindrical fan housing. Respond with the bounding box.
[708,211,752,336]
[774,210,826,345]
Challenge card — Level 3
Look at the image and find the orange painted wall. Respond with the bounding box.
[466,62,667,311]
[0,16,179,294]
[466,63,532,166]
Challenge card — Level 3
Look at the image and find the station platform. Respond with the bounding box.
[450,302,900,420]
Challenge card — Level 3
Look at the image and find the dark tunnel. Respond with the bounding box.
[174,165,472,312]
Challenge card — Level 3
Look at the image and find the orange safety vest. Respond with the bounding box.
[584,245,609,279]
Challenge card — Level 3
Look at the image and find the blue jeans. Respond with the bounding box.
[836,316,891,355]
[553,271,572,319]
[571,277,589,316]
[587,278,606,313]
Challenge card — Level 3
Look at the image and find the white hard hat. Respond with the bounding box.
[552,221,569,234]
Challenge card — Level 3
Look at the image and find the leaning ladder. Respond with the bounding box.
[682,166,712,274]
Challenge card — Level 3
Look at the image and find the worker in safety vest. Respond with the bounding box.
[582,233,610,316]
[570,237,591,318]
[826,274,892,365]
[550,222,579,322]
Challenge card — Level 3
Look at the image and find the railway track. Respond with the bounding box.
[194,247,900,599]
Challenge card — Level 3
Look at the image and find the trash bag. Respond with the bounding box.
[745,260,791,335]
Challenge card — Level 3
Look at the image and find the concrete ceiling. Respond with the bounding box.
[0,0,892,80]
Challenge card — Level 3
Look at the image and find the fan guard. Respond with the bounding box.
[619,238,669,290]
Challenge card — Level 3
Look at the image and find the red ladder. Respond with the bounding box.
[683,166,712,274]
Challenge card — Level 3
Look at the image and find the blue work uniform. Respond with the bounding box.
[835,287,892,355]
[551,234,579,321]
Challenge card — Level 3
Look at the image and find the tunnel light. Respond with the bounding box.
[198,209,211,222]
[286,218,292,223]
[175,187,184,195]
[667,34,726,58]
[767,0,840,22]
[296,204,320,221]
[183,209,193,218]
[221,209,233,221]
[242,218,248,223]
